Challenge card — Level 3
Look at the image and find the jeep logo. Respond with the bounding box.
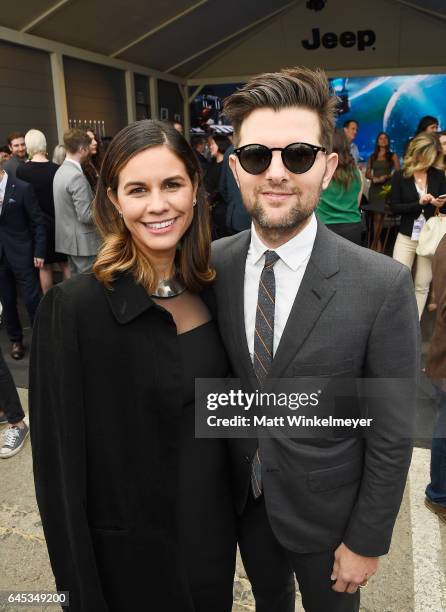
[302,27,376,51]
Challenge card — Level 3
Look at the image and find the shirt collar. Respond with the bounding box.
[65,158,82,172]
[250,213,317,271]
[0,170,8,193]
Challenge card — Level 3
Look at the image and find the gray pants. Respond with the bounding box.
[68,254,96,275]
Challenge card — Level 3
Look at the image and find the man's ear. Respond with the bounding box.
[321,153,338,190]
[229,154,241,188]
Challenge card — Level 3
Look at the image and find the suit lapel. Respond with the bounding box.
[227,231,257,386]
[268,221,338,382]
[1,177,14,217]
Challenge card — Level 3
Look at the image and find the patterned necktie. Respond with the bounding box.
[251,250,280,499]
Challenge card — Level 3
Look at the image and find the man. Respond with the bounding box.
[211,67,419,611]
[0,146,11,164]
[219,144,251,234]
[190,134,209,176]
[343,120,360,164]
[53,129,100,274]
[0,165,45,359]
[173,121,184,135]
[3,132,27,178]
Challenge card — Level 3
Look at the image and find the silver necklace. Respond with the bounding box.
[151,272,186,298]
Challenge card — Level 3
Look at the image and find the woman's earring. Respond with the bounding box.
[193,199,197,207]
[118,211,123,218]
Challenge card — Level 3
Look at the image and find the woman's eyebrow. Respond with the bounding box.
[123,180,147,189]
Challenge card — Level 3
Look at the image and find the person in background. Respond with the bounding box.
[390,132,446,319]
[438,130,446,167]
[363,132,400,252]
[219,144,251,234]
[343,119,360,164]
[206,133,232,239]
[191,135,209,176]
[52,144,66,166]
[17,130,70,293]
[82,128,103,193]
[404,115,439,156]
[316,128,363,245]
[3,132,27,178]
[0,160,46,360]
[173,121,184,135]
[0,345,28,458]
[53,129,100,275]
[424,233,446,523]
[0,146,11,164]
[30,119,236,612]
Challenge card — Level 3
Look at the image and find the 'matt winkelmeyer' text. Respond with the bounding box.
[206,390,320,411]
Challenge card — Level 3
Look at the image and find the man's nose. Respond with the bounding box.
[264,150,288,181]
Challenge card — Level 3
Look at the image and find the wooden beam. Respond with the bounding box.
[110,0,208,57]
[50,52,69,143]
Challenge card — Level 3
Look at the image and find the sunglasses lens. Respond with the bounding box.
[238,145,271,175]
[283,144,317,174]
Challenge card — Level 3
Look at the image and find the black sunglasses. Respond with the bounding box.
[233,142,327,175]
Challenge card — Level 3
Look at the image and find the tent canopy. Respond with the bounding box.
[1,0,446,83]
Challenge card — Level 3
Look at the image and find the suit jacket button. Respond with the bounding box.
[244,455,251,463]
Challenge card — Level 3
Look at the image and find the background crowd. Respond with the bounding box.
[0,112,445,529]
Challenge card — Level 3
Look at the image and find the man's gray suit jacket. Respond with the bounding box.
[211,220,420,558]
[53,160,100,257]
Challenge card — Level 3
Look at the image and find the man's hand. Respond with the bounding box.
[34,257,44,269]
[331,543,379,594]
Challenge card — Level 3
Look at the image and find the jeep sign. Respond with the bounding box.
[302,28,376,51]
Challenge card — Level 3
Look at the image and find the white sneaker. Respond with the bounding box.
[0,424,29,458]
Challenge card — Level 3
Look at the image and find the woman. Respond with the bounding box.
[16,129,70,292]
[52,144,66,165]
[316,128,363,245]
[390,132,446,319]
[205,133,231,239]
[364,132,400,252]
[403,115,439,156]
[82,128,103,193]
[29,120,236,611]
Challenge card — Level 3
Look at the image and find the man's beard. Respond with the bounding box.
[248,183,323,234]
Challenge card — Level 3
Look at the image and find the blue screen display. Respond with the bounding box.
[332,74,446,162]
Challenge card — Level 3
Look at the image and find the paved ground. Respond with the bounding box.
[1,389,445,612]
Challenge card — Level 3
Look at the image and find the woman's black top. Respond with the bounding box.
[390,167,446,237]
[16,161,58,221]
[16,160,67,263]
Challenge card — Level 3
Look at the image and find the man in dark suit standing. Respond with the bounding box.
[0,166,45,359]
[211,67,420,611]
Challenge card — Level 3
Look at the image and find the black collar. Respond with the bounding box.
[104,272,155,324]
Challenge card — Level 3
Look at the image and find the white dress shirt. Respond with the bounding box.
[0,170,8,215]
[244,213,317,360]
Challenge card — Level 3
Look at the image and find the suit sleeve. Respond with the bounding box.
[29,288,108,611]
[390,172,421,216]
[68,173,94,225]
[342,265,420,557]
[23,183,47,259]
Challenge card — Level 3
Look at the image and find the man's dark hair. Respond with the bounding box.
[223,66,337,152]
[343,119,359,129]
[7,131,25,145]
[0,145,10,154]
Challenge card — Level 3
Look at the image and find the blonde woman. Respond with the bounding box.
[16,130,70,292]
[390,132,446,318]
